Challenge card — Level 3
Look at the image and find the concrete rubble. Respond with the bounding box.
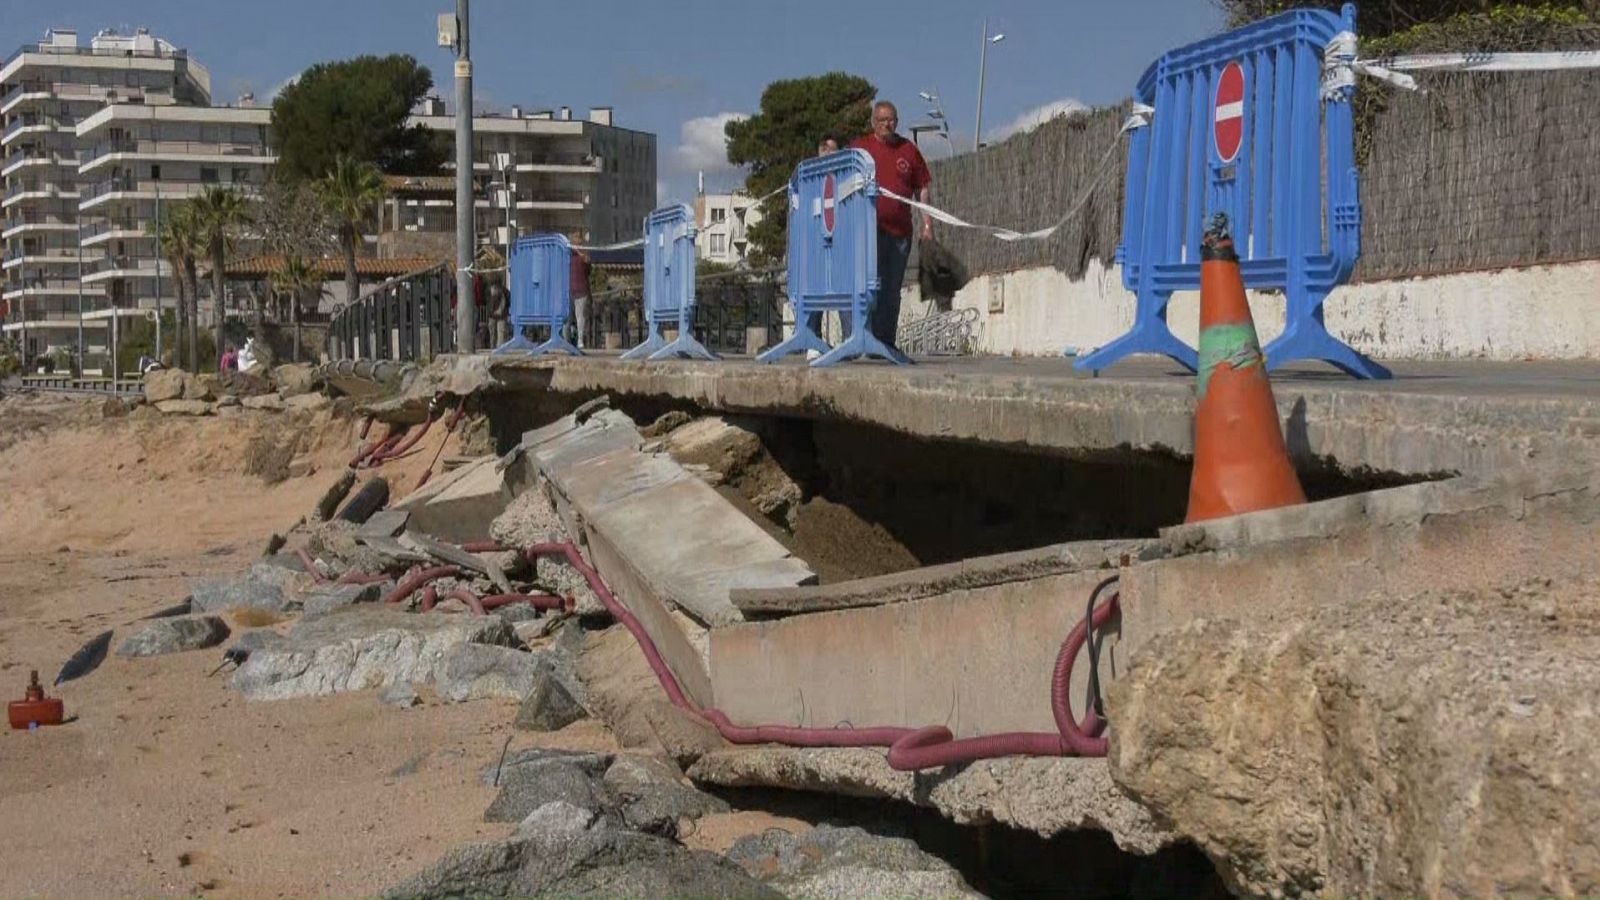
[726,825,983,899]
[139,364,330,418]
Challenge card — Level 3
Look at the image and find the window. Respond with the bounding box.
[150,164,161,181]
[200,167,218,183]
[710,208,727,224]
[709,234,726,255]
[231,167,249,184]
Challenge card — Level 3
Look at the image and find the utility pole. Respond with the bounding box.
[153,182,162,362]
[452,0,477,352]
[974,20,1005,151]
[76,220,84,378]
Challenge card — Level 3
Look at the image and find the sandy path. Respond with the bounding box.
[0,396,617,897]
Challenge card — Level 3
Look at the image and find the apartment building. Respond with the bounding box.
[1,26,212,357]
[398,102,657,255]
[693,190,763,266]
[76,103,274,311]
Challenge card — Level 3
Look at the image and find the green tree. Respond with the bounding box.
[192,186,253,357]
[270,54,448,181]
[271,255,326,362]
[316,156,387,307]
[725,73,876,263]
[153,202,204,370]
[1213,0,1598,53]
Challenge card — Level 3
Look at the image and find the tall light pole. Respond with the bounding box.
[153,182,162,362]
[973,21,1005,151]
[919,90,956,158]
[443,0,476,352]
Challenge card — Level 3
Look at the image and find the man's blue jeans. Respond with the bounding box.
[805,230,912,350]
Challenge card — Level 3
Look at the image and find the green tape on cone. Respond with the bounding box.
[1196,323,1265,401]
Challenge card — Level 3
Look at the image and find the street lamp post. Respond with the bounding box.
[973,21,1006,151]
[441,0,477,353]
[76,220,84,378]
[154,182,162,362]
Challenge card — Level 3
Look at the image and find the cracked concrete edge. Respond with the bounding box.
[686,746,1177,855]
[1159,460,1600,556]
[731,538,1155,616]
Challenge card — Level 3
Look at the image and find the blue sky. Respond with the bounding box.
[4,0,1224,203]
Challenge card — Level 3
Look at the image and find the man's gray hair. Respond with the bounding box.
[872,100,898,117]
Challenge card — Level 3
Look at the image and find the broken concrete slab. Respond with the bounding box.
[401,531,513,594]
[117,616,231,657]
[689,747,1175,854]
[229,607,516,701]
[392,456,511,544]
[142,369,192,403]
[357,509,411,539]
[732,538,1154,617]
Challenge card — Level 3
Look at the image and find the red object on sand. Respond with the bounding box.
[9,671,65,730]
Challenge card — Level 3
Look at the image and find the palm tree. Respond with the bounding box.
[152,203,203,371]
[192,185,253,362]
[316,155,386,308]
[270,254,324,363]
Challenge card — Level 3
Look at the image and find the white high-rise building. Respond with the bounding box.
[1,27,213,360]
[694,190,763,266]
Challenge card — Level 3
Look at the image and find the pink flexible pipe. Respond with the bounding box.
[294,548,329,584]
[480,593,570,612]
[521,540,1118,768]
[381,565,461,606]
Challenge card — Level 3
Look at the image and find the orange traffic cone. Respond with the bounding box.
[1185,214,1306,523]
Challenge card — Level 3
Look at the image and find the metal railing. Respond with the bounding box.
[325,263,457,362]
[3,43,190,68]
[83,218,146,239]
[82,138,270,165]
[584,269,787,355]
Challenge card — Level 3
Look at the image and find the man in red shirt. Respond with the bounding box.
[850,101,932,352]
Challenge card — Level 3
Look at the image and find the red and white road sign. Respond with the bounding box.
[1214,61,1245,163]
[821,173,837,234]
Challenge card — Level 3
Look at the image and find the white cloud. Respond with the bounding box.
[672,112,746,177]
[988,98,1089,143]
[265,71,301,101]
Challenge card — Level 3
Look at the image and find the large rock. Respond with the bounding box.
[188,373,221,401]
[240,393,285,412]
[299,581,388,619]
[513,661,588,731]
[481,748,612,788]
[229,607,517,701]
[483,757,617,824]
[727,825,983,899]
[434,642,543,702]
[284,393,330,412]
[117,616,231,657]
[271,363,320,398]
[141,369,192,403]
[383,829,782,900]
[602,754,728,836]
[190,560,305,608]
[1108,575,1600,898]
[154,399,214,417]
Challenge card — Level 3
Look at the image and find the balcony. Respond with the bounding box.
[2,277,99,300]
[80,137,274,171]
[4,42,189,69]
[82,254,169,284]
[515,190,590,210]
[2,216,76,238]
[511,152,603,174]
[2,114,76,143]
[82,217,151,245]
[3,181,78,208]
[2,150,77,178]
[2,249,80,270]
[80,178,215,210]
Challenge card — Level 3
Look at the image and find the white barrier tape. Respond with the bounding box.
[570,237,646,252]
[877,110,1139,242]
[1329,30,1600,95]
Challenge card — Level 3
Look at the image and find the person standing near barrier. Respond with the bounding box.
[807,134,845,359]
[851,101,932,352]
[571,249,593,349]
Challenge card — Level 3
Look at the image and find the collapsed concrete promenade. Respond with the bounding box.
[470,353,1600,479]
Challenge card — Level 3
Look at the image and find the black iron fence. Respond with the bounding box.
[583,269,787,356]
[325,263,456,362]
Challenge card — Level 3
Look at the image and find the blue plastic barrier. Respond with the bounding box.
[1079,3,1389,379]
[757,149,908,366]
[622,204,717,361]
[493,233,581,356]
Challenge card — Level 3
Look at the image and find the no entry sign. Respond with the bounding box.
[1214,61,1244,163]
[821,173,837,235]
